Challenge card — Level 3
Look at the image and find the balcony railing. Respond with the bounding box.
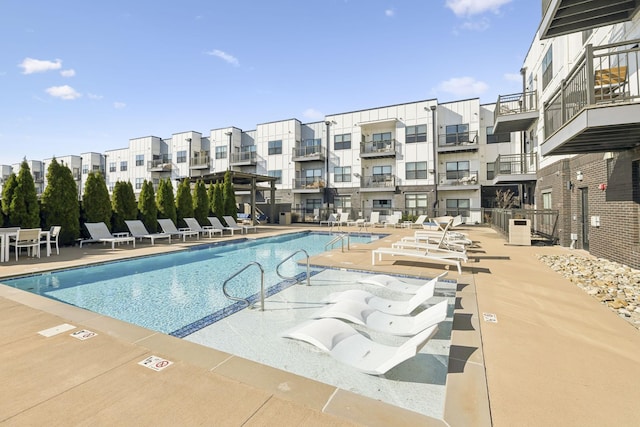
[292,178,325,190]
[437,131,478,149]
[544,40,640,139]
[361,174,396,188]
[493,91,539,133]
[292,144,324,161]
[438,170,478,186]
[360,139,396,156]
[190,154,210,168]
[147,159,172,171]
[230,151,257,165]
[494,153,538,176]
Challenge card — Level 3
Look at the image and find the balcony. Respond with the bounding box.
[437,131,478,153]
[147,159,172,172]
[493,91,539,133]
[492,153,538,184]
[292,178,325,193]
[190,152,210,169]
[438,171,479,189]
[230,151,257,166]
[360,174,396,192]
[541,40,640,156]
[292,145,325,162]
[359,139,397,158]
[541,0,640,40]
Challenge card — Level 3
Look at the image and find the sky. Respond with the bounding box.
[0,0,540,166]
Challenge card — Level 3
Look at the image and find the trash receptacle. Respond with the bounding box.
[279,212,291,225]
[508,219,531,245]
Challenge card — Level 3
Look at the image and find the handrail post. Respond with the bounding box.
[276,249,311,286]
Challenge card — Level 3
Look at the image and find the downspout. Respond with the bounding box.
[430,105,438,216]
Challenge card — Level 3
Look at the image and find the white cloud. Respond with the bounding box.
[206,49,239,66]
[436,77,489,97]
[45,85,81,100]
[19,57,63,74]
[504,72,521,82]
[385,9,395,17]
[113,102,126,109]
[460,17,490,31]
[302,108,324,120]
[87,93,103,100]
[60,69,75,77]
[446,0,511,16]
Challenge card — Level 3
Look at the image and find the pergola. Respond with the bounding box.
[190,171,277,224]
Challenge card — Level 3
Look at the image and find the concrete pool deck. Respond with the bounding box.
[1,224,639,426]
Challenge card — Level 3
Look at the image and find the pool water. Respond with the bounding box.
[2,231,377,335]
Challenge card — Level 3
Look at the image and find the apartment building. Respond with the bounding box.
[493,0,640,268]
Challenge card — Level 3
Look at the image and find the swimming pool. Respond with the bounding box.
[2,231,377,336]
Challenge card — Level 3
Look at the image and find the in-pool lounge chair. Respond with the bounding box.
[282,318,439,375]
[323,274,442,315]
[158,218,200,241]
[208,216,236,235]
[223,215,256,234]
[357,271,448,295]
[312,299,448,336]
[125,220,172,245]
[183,217,222,238]
[80,222,136,249]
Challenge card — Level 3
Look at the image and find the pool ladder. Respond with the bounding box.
[222,261,265,311]
[325,233,350,252]
[276,249,311,286]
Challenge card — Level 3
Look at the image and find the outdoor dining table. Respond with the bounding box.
[0,228,51,262]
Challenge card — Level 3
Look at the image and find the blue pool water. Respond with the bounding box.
[2,231,376,336]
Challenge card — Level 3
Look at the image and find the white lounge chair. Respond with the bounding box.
[319,213,337,226]
[282,318,439,375]
[336,212,350,226]
[125,220,172,245]
[367,212,382,227]
[383,214,401,228]
[405,214,428,229]
[208,216,236,235]
[158,218,200,241]
[357,271,448,294]
[324,274,441,315]
[313,299,448,336]
[223,215,256,234]
[183,217,222,238]
[80,222,135,249]
[371,245,466,274]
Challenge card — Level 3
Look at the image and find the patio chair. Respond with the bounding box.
[282,317,439,375]
[11,228,42,260]
[323,274,439,315]
[80,223,135,249]
[41,225,61,255]
[312,299,448,336]
[224,215,257,234]
[125,220,172,245]
[158,218,200,241]
[208,216,236,235]
[183,217,222,238]
[357,271,448,295]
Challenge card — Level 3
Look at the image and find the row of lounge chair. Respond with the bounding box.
[80,216,258,249]
[282,272,450,375]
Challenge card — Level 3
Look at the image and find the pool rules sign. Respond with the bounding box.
[138,356,173,371]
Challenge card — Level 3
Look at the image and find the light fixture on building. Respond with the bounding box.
[576,171,584,182]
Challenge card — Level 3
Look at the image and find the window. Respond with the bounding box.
[82,165,88,174]
[302,168,322,186]
[405,193,428,209]
[406,125,427,143]
[135,178,143,190]
[109,162,116,172]
[373,199,391,209]
[215,146,227,159]
[372,132,392,149]
[303,138,321,146]
[334,195,352,210]
[487,162,495,180]
[268,140,282,155]
[177,151,187,163]
[334,133,351,150]
[486,126,511,144]
[542,46,553,90]
[334,166,351,182]
[446,199,469,216]
[267,170,282,184]
[136,154,144,166]
[445,124,469,144]
[305,198,322,214]
[92,165,100,171]
[446,161,469,180]
[120,161,127,171]
[406,162,428,179]
[542,191,552,226]
[372,165,392,182]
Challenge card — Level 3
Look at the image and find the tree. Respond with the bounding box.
[138,180,158,232]
[41,158,81,245]
[156,179,177,225]
[82,171,112,228]
[175,179,193,228]
[112,181,137,232]
[495,189,520,209]
[213,181,224,220]
[223,171,237,219]
[192,179,209,226]
[207,182,216,216]
[9,159,40,228]
[1,172,17,226]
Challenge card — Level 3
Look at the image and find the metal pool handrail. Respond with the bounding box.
[276,249,311,286]
[222,261,265,311]
[325,233,350,252]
